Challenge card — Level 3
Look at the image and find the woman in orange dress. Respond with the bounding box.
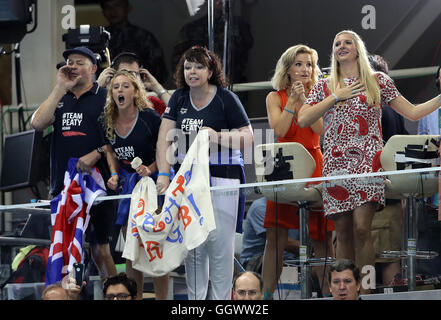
[262,44,334,298]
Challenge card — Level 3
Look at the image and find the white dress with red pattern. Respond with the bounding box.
[305,73,400,217]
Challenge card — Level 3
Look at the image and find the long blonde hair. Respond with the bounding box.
[102,70,153,140]
[329,30,380,107]
[271,44,320,92]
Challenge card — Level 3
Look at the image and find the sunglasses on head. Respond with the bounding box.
[190,45,212,62]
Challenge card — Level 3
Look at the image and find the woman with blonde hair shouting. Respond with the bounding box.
[102,70,168,300]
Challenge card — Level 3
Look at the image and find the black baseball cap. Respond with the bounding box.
[63,46,97,65]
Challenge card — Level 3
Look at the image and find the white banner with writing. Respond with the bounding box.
[122,130,216,276]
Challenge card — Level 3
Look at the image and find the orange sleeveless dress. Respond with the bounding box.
[264,89,334,241]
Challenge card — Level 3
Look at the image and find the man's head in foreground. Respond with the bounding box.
[233,271,263,300]
[328,259,361,300]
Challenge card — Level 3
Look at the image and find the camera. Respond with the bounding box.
[73,262,84,285]
[264,147,294,181]
[63,25,111,72]
[140,72,147,82]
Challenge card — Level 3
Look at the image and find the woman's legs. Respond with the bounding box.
[90,243,117,281]
[185,245,209,300]
[333,214,355,261]
[352,202,377,294]
[261,227,289,299]
[185,177,239,300]
[152,274,170,300]
[330,203,377,294]
[207,177,240,300]
[122,225,145,300]
[123,225,170,300]
[125,259,145,300]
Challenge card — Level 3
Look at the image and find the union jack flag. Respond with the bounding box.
[45,158,106,285]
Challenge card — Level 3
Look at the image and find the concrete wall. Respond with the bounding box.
[12,0,73,107]
[0,1,73,220]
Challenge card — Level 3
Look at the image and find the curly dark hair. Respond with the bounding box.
[103,272,137,299]
[173,46,228,89]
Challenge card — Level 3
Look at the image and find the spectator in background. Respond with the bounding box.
[240,197,299,274]
[414,65,441,281]
[368,54,406,287]
[97,52,170,114]
[328,259,361,300]
[42,280,83,300]
[42,283,69,300]
[103,272,137,300]
[100,0,168,83]
[172,0,253,86]
[417,65,441,136]
[368,55,409,142]
[232,271,263,300]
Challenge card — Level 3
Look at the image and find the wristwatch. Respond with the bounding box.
[158,88,168,96]
[97,146,105,157]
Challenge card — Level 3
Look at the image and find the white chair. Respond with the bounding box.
[381,135,439,198]
[380,134,440,290]
[254,142,322,205]
[254,142,330,299]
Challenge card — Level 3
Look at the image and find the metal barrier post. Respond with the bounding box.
[407,195,417,291]
[299,201,310,299]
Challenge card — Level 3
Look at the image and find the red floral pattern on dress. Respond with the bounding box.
[305,73,400,216]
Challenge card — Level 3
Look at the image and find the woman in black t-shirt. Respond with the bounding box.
[156,46,253,300]
[102,70,166,300]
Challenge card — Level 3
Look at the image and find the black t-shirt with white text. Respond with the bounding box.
[109,108,161,172]
[162,86,250,164]
[50,83,107,195]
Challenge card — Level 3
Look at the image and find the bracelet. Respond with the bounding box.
[158,88,168,97]
[158,172,171,178]
[284,108,295,115]
[331,93,339,102]
[438,94,441,104]
[111,172,118,176]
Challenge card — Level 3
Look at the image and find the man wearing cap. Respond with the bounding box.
[31,46,117,281]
